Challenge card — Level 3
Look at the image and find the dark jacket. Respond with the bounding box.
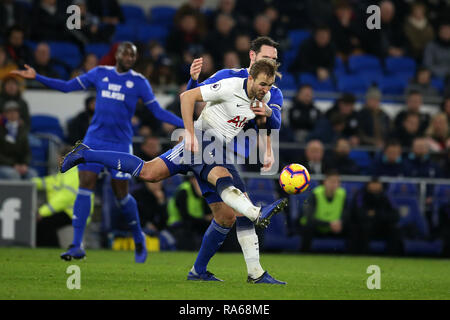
[289,37,336,75]
[132,183,167,231]
[394,110,430,136]
[0,116,31,166]
[67,111,92,146]
[351,187,399,225]
[324,153,360,176]
[289,100,321,131]
[371,154,406,177]
[325,105,359,138]
[356,107,391,146]
[404,153,441,179]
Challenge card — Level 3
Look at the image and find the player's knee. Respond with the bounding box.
[78,172,97,190]
[213,207,236,228]
[139,162,159,183]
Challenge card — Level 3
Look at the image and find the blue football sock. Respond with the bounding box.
[193,219,231,275]
[83,150,145,177]
[119,194,144,244]
[72,188,93,247]
[236,216,254,231]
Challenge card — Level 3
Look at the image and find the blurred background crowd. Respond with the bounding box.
[0,0,449,257]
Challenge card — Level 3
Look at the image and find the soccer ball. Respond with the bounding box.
[279,163,311,194]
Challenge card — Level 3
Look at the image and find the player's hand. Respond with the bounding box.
[190,58,203,81]
[10,64,37,79]
[251,100,272,117]
[330,220,342,234]
[262,149,275,172]
[184,131,199,153]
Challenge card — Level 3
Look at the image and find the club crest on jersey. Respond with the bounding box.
[126,80,134,88]
[210,83,221,91]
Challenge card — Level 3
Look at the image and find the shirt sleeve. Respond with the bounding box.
[75,67,99,90]
[141,78,184,128]
[267,88,283,130]
[199,79,232,103]
[140,77,157,105]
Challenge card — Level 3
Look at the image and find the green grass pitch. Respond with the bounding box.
[0,248,449,300]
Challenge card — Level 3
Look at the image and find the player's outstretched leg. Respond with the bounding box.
[61,187,92,261]
[235,216,286,285]
[61,141,145,177]
[187,219,228,282]
[215,175,288,228]
[117,194,147,263]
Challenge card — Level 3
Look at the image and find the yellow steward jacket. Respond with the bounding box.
[32,167,94,220]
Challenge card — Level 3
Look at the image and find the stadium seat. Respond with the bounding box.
[403,239,442,256]
[149,6,177,27]
[24,40,37,51]
[29,133,49,177]
[310,238,347,252]
[52,63,69,80]
[288,181,318,223]
[276,72,297,90]
[348,54,381,74]
[136,24,169,44]
[379,75,409,95]
[30,115,65,141]
[112,24,137,42]
[334,56,347,76]
[341,181,364,203]
[48,42,81,69]
[336,74,370,94]
[431,77,445,94]
[385,56,416,75]
[86,43,111,59]
[387,182,418,196]
[432,184,450,228]
[246,178,275,193]
[280,49,298,72]
[433,184,450,200]
[121,4,148,25]
[298,72,335,92]
[357,71,383,87]
[247,191,276,207]
[391,196,429,238]
[348,150,372,170]
[287,29,310,50]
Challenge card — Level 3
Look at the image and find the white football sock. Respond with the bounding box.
[219,186,260,221]
[236,227,265,279]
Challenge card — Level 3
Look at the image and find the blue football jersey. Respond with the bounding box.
[76,66,156,143]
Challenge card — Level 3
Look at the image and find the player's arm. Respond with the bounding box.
[180,87,203,152]
[186,60,231,90]
[186,57,203,90]
[251,89,283,130]
[141,79,184,128]
[10,64,86,93]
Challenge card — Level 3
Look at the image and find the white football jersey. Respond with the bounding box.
[197,77,271,143]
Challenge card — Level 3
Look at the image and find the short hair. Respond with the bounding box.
[407,89,422,97]
[298,84,313,91]
[324,169,340,178]
[117,41,137,54]
[384,139,401,149]
[249,58,278,79]
[250,36,279,54]
[339,93,356,104]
